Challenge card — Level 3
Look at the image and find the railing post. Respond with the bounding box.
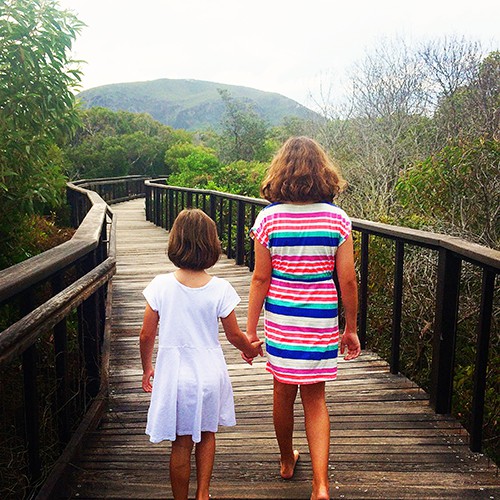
[168,189,175,230]
[430,248,462,413]
[248,205,256,271]
[390,240,405,374]
[358,232,369,349]
[150,186,156,224]
[164,190,168,228]
[154,187,160,226]
[227,200,233,259]
[20,289,41,481]
[218,198,224,241]
[209,194,217,221]
[160,190,166,229]
[470,268,496,452]
[235,200,246,265]
[52,272,70,444]
[146,183,152,221]
[98,219,108,334]
[67,188,77,228]
[144,184,149,220]
[79,252,101,402]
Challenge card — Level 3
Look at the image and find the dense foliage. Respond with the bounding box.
[396,138,499,247]
[0,0,83,268]
[64,107,191,179]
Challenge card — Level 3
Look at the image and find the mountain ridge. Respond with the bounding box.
[77,78,320,131]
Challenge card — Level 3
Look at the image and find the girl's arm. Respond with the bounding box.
[246,239,272,341]
[221,311,263,363]
[139,303,159,392]
[336,234,361,361]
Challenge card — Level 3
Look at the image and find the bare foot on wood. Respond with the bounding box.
[280,449,300,479]
[310,485,330,499]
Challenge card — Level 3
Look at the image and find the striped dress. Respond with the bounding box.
[250,202,352,385]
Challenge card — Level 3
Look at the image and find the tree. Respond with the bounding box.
[216,89,272,163]
[395,138,500,249]
[315,39,439,218]
[316,37,495,221]
[213,160,267,198]
[419,37,483,108]
[0,0,83,267]
[433,50,500,141]
[167,146,222,188]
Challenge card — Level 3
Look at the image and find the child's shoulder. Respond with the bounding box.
[209,275,230,287]
[148,273,175,287]
[209,276,237,293]
[320,202,351,219]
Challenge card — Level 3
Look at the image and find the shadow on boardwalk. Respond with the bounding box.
[63,199,499,499]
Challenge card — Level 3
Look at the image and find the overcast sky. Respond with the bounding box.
[58,0,499,109]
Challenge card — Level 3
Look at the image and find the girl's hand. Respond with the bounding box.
[340,331,361,361]
[241,352,253,364]
[142,368,155,392]
[241,340,264,365]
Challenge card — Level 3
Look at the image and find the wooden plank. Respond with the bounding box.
[62,199,500,500]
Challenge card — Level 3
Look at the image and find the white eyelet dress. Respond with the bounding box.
[142,274,240,443]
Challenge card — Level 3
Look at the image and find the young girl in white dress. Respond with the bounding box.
[140,208,263,500]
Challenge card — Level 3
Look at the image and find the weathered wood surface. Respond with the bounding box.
[63,199,499,499]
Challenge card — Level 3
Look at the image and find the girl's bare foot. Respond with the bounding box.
[310,485,330,499]
[195,492,210,499]
[280,449,300,479]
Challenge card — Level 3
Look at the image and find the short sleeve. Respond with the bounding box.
[249,208,270,248]
[218,280,241,319]
[337,209,352,246]
[143,275,163,312]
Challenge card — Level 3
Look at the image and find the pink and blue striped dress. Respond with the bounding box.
[250,202,352,385]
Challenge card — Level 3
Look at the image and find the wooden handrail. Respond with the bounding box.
[0,257,115,366]
[146,180,500,270]
[351,217,500,270]
[0,197,107,303]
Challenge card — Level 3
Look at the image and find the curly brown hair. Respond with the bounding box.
[261,136,347,202]
[168,209,221,270]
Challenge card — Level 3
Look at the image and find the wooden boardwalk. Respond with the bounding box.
[63,199,499,499]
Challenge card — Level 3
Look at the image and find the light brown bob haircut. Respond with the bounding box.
[261,136,347,203]
[167,208,221,270]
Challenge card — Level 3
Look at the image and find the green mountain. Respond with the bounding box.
[77,78,320,130]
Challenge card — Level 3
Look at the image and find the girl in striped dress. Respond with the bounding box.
[246,136,360,500]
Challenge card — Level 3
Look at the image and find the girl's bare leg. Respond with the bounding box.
[273,378,300,479]
[300,382,330,499]
[170,435,194,500]
[195,431,216,500]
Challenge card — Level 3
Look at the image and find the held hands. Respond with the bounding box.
[142,367,155,392]
[241,336,264,365]
[340,330,361,361]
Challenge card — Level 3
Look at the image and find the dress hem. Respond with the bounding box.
[266,365,338,385]
[146,421,237,444]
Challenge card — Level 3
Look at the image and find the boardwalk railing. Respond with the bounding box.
[145,179,499,456]
[0,176,146,499]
